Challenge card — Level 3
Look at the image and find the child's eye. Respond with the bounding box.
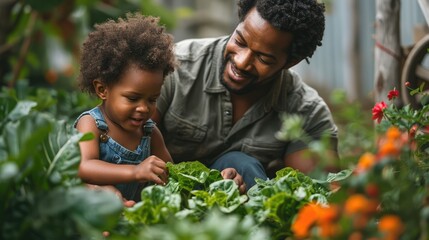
[126,96,138,101]
[149,98,158,103]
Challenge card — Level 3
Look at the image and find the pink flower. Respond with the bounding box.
[387,88,399,100]
[372,101,387,123]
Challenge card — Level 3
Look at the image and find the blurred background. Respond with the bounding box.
[0,0,427,105]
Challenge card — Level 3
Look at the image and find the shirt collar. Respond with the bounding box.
[204,36,230,94]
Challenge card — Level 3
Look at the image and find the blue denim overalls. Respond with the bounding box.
[74,106,154,201]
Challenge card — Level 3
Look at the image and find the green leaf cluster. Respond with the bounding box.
[119,164,334,240]
[0,91,123,240]
[245,167,331,239]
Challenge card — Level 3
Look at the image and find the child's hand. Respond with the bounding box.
[85,184,136,207]
[134,155,168,185]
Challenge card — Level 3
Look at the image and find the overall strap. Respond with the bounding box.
[90,107,109,132]
[143,119,155,136]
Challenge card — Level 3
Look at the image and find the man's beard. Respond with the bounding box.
[219,56,258,95]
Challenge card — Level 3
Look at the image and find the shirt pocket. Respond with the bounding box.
[164,111,207,143]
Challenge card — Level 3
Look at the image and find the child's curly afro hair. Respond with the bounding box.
[78,13,176,95]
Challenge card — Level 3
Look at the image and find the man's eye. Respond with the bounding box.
[234,39,245,47]
[258,56,270,64]
[257,55,275,65]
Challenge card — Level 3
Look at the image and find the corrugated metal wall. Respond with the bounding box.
[295,0,427,101]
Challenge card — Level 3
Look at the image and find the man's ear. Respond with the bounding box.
[93,80,107,100]
[283,58,302,69]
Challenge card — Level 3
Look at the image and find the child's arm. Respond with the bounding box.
[150,125,173,163]
[76,115,167,185]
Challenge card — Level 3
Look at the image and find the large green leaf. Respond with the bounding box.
[42,119,93,186]
[0,95,17,129]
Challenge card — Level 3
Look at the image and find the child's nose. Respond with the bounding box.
[136,102,149,112]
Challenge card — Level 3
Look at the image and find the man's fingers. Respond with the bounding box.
[221,168,235,179]
[239,183,247,194]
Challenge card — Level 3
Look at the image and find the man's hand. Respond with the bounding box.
[221,168,247,194]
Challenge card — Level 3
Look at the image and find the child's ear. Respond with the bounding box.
[93,80,107,99]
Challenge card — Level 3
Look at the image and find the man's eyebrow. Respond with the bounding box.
[236,29,277,61]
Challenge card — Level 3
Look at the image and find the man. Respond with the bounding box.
[152,0,338,189]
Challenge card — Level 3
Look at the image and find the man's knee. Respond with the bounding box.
[210,151,268,188]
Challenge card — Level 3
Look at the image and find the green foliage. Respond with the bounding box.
[0,91,123,240]
[124,185,181,225]
[245,167,332,239]
[294,85,429,239]
[1,0,187,89]
[25,0,65,12]
[119,163,334,239]
[122,161,247,229]
[329,89,375,167]
[167,161,223,192]
[136,210,270,240]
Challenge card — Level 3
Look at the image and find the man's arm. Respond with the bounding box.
[283,149,340,174]
[152,109,162,125]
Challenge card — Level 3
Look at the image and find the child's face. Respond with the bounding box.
[98,66,164,133]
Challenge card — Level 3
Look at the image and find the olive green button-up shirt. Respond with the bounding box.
[156,36,338,169]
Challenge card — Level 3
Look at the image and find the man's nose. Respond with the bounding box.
[234,49,254,71]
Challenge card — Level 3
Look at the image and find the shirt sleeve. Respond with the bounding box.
[284,99,338,155]
[157,73,176,116]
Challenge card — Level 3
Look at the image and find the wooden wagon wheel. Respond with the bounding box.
[401,34,429,108]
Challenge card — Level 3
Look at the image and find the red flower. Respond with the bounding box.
[387,88,399,100]
[405,81,410,87]
[372,101,387,123]
[409,124,418,139]
[365,183,379,198]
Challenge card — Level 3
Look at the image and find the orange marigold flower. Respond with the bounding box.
[344,194,378,215]
[372,101,387,123]
[292,203,319,238]
[293,203,340,238]
[378,139,400,157]
[387,88,399,100]
[317,204,339,223]
[385,127,401,140]
[44,69,58,85]
[319,222,339,238]
[348,231,363,240]
[318,205,340,237]
[378,215,404,239]
[355,152,376,173]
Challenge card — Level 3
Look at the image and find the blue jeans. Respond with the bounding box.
[209,151,268,189]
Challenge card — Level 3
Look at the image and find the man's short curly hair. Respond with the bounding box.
[78,13,176,95]
[237,0,325,63]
